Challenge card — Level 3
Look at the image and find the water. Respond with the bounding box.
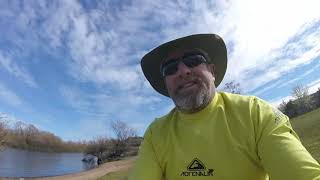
[0,148,96,178]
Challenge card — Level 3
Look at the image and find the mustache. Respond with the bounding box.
[176,76,202,92]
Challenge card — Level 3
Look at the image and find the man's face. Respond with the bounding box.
[163,49,216,113]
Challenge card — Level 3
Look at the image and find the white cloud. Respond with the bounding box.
[277,63,320,89]
[307,79,320,93]
[59,85,92,113]
[2,0,320,91]
[252,60,320,96]
[234,23,320,93]
[4,0,319,95]
[0,83,23,107]
[0,52,37,87]
[23,1,226,93]
[221,0,320,90]
[59,84,162,119]
[270,95,292,107]
[250,78,286,96]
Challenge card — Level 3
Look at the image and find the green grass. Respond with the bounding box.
[98,168,131,180]
[290,108,320,162]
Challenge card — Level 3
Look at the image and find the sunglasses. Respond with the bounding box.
[160,53,207,77]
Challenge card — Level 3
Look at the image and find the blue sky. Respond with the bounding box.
[0,0,319,141]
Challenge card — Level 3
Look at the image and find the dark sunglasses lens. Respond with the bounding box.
[161,54,206,76]
[162,61,178,76]
[183,55,206,68]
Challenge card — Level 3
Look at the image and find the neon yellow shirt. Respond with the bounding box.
[129,92,320,180]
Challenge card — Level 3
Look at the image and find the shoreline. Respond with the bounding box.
[0,157,136,180]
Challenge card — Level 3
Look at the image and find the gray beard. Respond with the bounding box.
[173,82,212,113]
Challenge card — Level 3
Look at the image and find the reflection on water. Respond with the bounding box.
[0,148,96,178]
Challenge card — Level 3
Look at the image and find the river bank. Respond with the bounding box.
[0,157,136,180]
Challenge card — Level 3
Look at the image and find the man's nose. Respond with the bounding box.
[176,62,192,77]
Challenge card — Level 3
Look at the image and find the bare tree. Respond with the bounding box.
[0,116,8,150]
[25,124,39,146]
[292,85,309,100]
[110,120,137,158]
[111,120,136,141]
[223,81,242,94]
[291,85,313,115]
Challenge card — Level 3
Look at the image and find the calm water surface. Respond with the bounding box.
[0,148,96,178]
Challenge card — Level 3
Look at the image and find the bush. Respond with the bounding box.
[83,136,142,163]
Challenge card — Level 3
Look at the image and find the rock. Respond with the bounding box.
[82,154,98,166]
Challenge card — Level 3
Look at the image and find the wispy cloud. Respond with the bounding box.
[252,58,320,96]
[222,0,320,89]
[59,84,162,119]
[241,21,320,93]
[2,1,230,92]
[308,79,320,93]
[59,83,164,139]
[3,0,319,94]
[0,52,37,87]
[276,63,320,89]
[0,82,23,107]
[270,95,292,107]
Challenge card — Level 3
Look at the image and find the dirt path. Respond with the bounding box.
[0,157,136,180]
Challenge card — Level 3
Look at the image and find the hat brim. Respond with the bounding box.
[141,34,227,97]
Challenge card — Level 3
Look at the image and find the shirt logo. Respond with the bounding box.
[180,158,214,177]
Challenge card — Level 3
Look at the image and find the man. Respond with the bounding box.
[129,34,320,180]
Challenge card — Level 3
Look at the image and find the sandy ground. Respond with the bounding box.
[0,157,136,180]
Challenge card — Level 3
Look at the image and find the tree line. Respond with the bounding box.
[279,86,320,118]
[0,118,87,152]
[0,117,142,163]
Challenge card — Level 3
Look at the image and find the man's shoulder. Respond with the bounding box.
[146,108,176,134]
[218,91,257,104]
[218,91,274,112]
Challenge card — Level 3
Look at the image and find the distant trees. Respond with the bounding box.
[279,85,320,118]
[281,100,299,118]
[0,119,7,150]
[223,81,242,94]
[0,119,86,152]
[315,88,320,107]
